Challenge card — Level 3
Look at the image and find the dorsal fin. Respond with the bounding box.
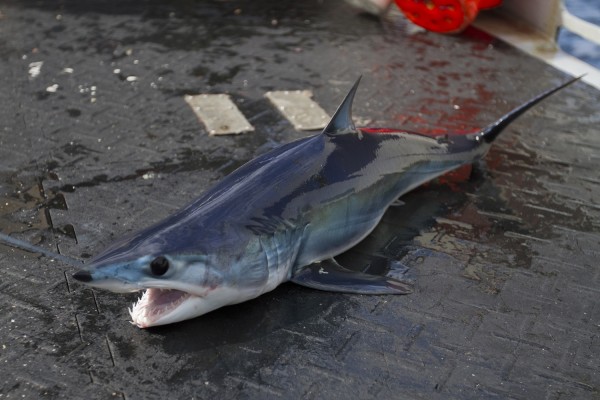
[322,76,361,136]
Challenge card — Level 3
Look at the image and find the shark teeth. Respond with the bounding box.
[128,288,193,328]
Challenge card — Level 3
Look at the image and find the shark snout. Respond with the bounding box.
[71,266,143,293]
[72,269,93,282]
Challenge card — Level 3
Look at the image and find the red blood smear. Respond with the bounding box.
[437,164,473,186]
[391,82,495,135]
[418,164,473,191]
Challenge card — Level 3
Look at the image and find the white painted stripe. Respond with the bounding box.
[265,90,330,131]
[474,12,600,90]
[184,94,254,135]
[561,10,600,47]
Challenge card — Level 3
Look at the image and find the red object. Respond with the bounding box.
[395,0,502,34]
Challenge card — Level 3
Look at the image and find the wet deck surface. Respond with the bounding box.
[1,1,599,399]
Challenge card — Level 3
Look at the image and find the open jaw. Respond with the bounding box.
[128,288,196,328]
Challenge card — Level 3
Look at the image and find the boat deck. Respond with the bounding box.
[1,1,598,399]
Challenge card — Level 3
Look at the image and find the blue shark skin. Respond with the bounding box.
[72,76,580,328]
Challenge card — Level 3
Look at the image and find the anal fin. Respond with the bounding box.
[290,258,413,295]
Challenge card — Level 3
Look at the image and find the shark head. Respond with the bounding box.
[74,253,238,328]
[72,218,269,328]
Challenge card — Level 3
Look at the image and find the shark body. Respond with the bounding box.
[72,77,579,328]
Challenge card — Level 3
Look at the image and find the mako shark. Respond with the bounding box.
[72,76,579,328]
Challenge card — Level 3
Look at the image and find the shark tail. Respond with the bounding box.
[479,75,583,144]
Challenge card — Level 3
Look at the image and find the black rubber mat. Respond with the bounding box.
[0,1,598,399]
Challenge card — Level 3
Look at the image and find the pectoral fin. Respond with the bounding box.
[290,259,413,294]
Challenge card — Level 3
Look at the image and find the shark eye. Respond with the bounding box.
[150,256,169,276]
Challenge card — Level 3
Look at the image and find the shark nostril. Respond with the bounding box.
[72,270,93,282]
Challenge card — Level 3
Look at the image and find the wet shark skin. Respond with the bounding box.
[87,128,475,276]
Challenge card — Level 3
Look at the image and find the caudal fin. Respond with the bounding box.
[478,75,583,144]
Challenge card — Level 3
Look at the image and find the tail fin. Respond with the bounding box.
[478,76,582,143]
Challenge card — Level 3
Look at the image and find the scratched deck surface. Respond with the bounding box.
[0,1,599,399]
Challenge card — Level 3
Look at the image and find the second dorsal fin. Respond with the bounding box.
[322,76,361,136]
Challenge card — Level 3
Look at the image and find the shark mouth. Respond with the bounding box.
[128,289,194,328]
